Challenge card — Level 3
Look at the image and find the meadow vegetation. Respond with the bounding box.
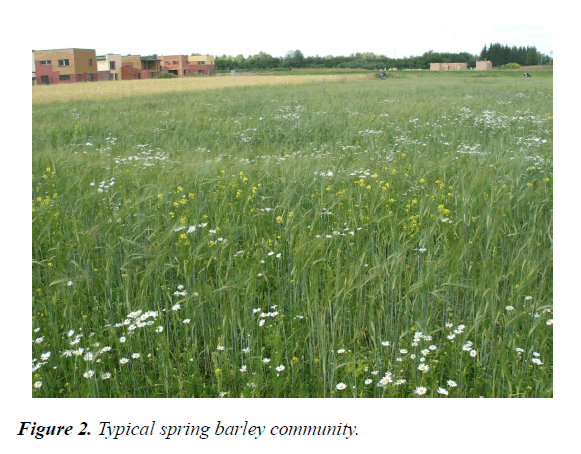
[32,72,553,397]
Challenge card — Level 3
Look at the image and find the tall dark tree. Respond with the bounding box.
[480,45,488,60]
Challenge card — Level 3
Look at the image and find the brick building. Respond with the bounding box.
[159,55,215,76]
[33,48,99,84]
[430,62,468,71]
[121,55,161,80]
[188,55,215,75]
[475,60,493,70]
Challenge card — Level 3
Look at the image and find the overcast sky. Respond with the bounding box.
[28,1,553,58]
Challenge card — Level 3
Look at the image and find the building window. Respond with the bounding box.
[137,73,141,79]
[40,60,51,65]
[88,73,94,81]
[88,59,93,66]
[198,61,204,65]
[59,75,70,81]
[58,59,70,66]
[198,70,205,74]
[41,76,49,85]
[109,61,115,70]
[109,73,113,81]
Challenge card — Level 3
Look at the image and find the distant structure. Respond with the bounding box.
[475,60,493,70]
[32,49,216,85]
[32,53,36,85]
[188,55,215,75]
[33,48,99,85]
[430,62,468,71]
[97,54,122,81]
[158,55,215,76]
[121,55,161,80]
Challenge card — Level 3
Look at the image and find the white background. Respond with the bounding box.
[27,0,553,58]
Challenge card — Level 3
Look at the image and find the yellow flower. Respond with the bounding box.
[157,194,163,199]
[276,216,283,224]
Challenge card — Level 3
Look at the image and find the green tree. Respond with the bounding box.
[480,45,488,60]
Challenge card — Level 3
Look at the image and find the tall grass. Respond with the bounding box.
[32,73,552,397]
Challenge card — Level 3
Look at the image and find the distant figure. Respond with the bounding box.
[523,72,531,78]
[378,69,386,80]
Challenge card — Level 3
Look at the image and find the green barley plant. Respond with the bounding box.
[32,72,552,397]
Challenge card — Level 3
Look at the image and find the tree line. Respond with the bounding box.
[211,45,550,71]
[480,44,550,67]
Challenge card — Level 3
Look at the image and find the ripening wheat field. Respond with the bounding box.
[32,71,553,398]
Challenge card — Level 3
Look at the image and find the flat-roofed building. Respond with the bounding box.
[187,55,216,75]
[97,54,122,80]
[33,48,99,84]
[158,54,216,76]
[476,60,493,70]
[121,55,161,80]
[430,62,468,71]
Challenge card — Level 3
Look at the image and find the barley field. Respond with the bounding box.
[32,73,371,104]
[32,71,553,398]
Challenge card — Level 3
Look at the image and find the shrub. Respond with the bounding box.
[157,72,178,79]
[500,62,521,70]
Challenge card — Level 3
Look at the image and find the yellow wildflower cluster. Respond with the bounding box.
[437,204,451,217]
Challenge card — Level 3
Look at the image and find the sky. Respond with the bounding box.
[28,0,554,58]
